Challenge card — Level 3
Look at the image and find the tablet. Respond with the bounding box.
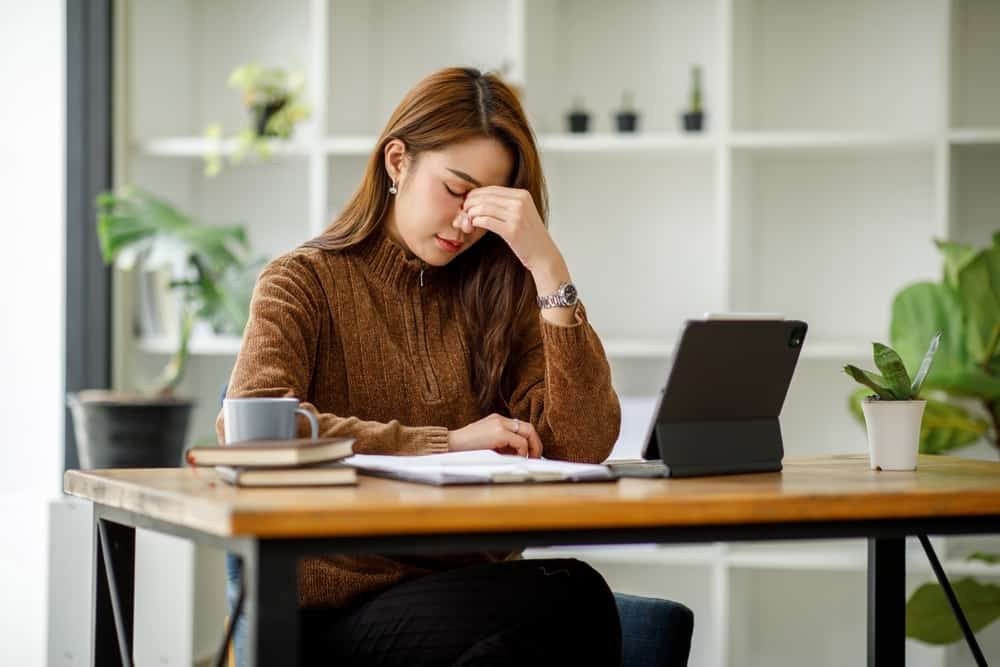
[607,317,807,478]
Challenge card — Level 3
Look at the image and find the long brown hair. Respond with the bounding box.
[304,67,548,415]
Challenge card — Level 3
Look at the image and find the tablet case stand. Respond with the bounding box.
[649,418,784,478]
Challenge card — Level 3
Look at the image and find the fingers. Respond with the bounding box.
[495,430,530,457]
[464,199,519,220]
[469,215,506,235]
[509,419,543,458]
[464,185,522,203]
[482,414,543,458]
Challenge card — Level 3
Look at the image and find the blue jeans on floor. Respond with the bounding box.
[225,552,693,666]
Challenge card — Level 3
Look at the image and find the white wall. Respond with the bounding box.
[0,0,66,664]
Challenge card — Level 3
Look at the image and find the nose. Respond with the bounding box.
[452,208,469,235]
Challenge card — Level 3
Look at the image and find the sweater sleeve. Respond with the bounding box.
[215,253,449,455]
[506,302,621,464]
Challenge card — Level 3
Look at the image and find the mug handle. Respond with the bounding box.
[295,407,319,440]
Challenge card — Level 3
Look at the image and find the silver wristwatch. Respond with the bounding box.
[536,282,579,309]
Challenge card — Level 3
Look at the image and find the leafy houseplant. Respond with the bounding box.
[66,187,263,468]
[847,231,1000,646]
[681,65,704,132]
[843,338,938,470]
[848,232,1000,458]
[205,63,311,176]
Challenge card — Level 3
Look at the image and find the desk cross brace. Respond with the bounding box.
[917,534,989,667]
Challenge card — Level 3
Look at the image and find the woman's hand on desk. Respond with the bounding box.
[447,414,543,458]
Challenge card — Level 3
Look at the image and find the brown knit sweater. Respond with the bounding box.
[216,230,621,609]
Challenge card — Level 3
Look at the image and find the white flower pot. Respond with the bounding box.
[861,399,926,471]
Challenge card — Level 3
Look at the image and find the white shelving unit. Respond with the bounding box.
[115,1,1000,665]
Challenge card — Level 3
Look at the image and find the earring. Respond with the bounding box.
[389,181,398,195]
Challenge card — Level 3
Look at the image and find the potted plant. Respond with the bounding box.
[846,231,1000,645]
[566,95,591,134]
[847,232,1000,459]
[66,187,263,468]
[681,65,704,132]
[843,336,939,470]
[614,90,639,133]
[204,63,311,176]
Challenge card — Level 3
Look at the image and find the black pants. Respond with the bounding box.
[299,558,622,666]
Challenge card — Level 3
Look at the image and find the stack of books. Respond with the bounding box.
[185,437,357,487]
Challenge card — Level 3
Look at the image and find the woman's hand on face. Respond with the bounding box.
[447,413,543,458]
[460,187,563,276]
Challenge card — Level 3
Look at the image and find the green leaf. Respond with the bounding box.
[873,343,913,400]
[848,387,872,425]
[919,398,989,454]
[891,282,1000,399]
[93,186,263,395]
[843,365,896,400]
[953,244,1000,365]
[969,553,1000,565]
[906,577,1000,644]
[934,239,979,290]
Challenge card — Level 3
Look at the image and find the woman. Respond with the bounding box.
[220,67,623,666]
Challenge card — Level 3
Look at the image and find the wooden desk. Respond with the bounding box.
[65,454,1000,667]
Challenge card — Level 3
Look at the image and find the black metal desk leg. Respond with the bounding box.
[242,542,300,667]
[93,517,135,667]
[868,537,905,667]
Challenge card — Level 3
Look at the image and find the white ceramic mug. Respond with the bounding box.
[222,397,319,444]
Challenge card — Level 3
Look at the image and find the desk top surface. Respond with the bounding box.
[64,455,1000,538]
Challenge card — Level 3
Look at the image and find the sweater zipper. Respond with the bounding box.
[412,264,439,400]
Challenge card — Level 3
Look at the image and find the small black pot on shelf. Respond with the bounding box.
[566,96,591,133]
[682,111,704,132]
[567,110,590,133]
[615,111,639,133]
[614,90,640,133]
[252,98,288,137]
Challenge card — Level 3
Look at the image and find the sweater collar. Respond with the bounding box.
[357,229,443,292]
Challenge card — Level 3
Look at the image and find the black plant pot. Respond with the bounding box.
[567,111,590,134]
[615,111,639,133]
[67,391,194,468]
[252,99,288,137]
[682,111,704,132]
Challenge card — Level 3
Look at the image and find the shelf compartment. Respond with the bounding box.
[545,152,721,341]
[731,0,946,132]
[129,0,314,140]
[727,150,939,342]
[950,0,1000,129]
[949,144,1000,248]
[524,0,720,135]
[326,0,513,136]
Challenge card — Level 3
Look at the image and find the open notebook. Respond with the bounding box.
[342,450,616,486]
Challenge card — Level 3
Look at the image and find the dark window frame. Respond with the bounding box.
[65,0,113,472]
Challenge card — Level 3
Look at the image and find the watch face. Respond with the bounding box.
[562,283,578,305]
